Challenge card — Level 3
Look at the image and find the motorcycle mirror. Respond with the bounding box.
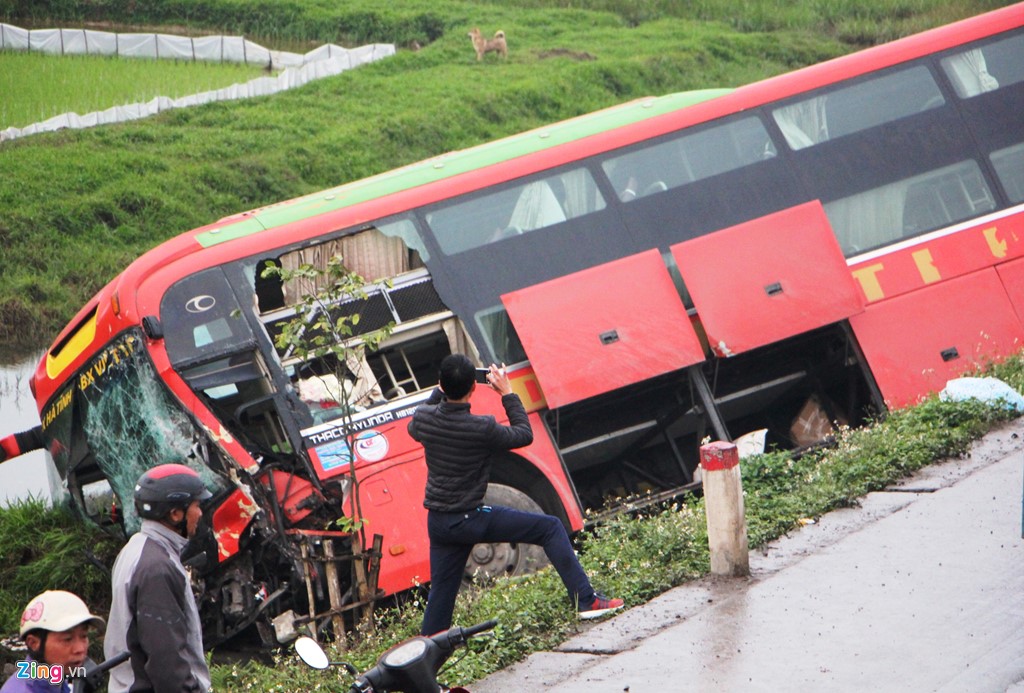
[295,636,330,670]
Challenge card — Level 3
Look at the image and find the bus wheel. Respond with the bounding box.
[463,483,550,583]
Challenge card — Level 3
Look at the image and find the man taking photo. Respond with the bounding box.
[409,353,623,636]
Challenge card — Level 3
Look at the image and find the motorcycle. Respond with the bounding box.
[69,651,130,693]
[296,619,498,693]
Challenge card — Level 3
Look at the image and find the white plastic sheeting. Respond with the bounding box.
[940,377,1024,412]
[0,23,381,68]
[0,23,395,142]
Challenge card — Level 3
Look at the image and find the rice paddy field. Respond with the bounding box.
[0,50,265,130]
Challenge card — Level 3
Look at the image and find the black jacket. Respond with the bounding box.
[408,388,533,511]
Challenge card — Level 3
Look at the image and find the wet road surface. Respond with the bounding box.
[473,420,1024,693]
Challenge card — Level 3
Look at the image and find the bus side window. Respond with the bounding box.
[277,228,417,303]
[991,143,1024,204]
[772,65,943,151]
[426,167,607,255]
[601,116,775,202]
[603,145,682,202]
[902,162,996,233]
[941,32,1024,205]
[824,159,996,255]
[254,258,285,313]
[942,49,1000,97]
[505,180,566,234]
[941,32,1024,99]
[475,307,526,366]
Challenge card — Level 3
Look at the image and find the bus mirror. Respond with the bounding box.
[142,315,164,340]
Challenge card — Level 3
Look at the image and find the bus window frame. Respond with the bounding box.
[423,164,609,256]
[938,28,1024,209]
[600,113,779,202]
[939,30,1024,100]
[222,214,466,433]
[770,63,947,151]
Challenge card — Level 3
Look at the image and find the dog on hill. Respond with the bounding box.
[468,27,508,61]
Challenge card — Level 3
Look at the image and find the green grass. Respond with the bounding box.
[2,0,1005,47]
[0,499,120,634]
[0,50,265,130]
[0,0,1005,355]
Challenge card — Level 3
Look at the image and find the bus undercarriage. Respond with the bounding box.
[546,322,883,513]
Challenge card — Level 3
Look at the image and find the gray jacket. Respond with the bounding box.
[105,519,210,693]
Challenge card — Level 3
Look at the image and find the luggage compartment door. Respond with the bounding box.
[671,201,865,356]
[997,255,1024,326]
[502,249,705,408]
[849,268,1024,409]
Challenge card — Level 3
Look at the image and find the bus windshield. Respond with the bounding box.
[40,329,228,533]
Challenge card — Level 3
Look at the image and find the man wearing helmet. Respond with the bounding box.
[104,464,213,693]
[1,590,105,693]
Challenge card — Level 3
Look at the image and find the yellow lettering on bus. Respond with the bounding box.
[41,388,74,430]
[851,263,886,302]
[911,249,941,284]
[983,226,1008,258]
[511,373,547,411]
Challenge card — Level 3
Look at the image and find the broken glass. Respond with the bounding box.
[75,330,227,533]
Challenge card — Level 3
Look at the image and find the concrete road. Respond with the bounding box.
[472,419,1024,693]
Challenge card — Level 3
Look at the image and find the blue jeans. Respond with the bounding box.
[421,505,595,635]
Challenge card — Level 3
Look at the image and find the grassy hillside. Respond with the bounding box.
[0,0,1005,356]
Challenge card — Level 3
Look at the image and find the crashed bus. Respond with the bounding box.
[3,3,1023,648]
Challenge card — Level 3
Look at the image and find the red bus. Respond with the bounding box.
[3,3,1023,648]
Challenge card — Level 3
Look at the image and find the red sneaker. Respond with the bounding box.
[579,593,624,620]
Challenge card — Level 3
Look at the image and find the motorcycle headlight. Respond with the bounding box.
[382,638,428,668]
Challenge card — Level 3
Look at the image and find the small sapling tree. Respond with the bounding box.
[262,254,394,643]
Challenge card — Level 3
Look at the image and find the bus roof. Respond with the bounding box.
[195,89,732,247]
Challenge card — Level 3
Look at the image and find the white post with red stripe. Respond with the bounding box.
[700,441,750,577]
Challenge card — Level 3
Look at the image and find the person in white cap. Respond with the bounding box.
[1,590,105,693]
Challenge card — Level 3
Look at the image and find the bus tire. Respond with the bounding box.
[463,483,551,583]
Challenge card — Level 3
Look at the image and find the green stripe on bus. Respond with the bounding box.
[197,89,731,248]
